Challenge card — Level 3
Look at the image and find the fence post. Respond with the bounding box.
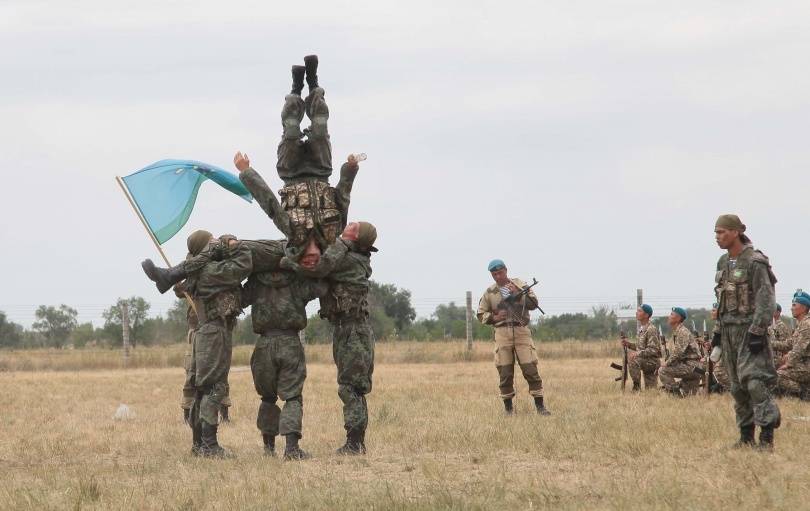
[636,288,643,308]
[121,302,131,367]
[466,291,473,352]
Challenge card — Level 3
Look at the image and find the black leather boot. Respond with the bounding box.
[534,396,551,416]
[219,405,230,423]
[757,425,774,451]
[632,381,641,392]
[336,429,365,455]
[183,407,191,426]
[191,420,203,456]
[262,434,276,456]
[733,424,755,449]
[503,398,514,415]
[284,434,311,460]
[141,259,187,294]
[199,422,234,458]
[291,65,305,95]
[304,55,319,90]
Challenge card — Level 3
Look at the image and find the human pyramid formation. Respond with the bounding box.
[141,55,377,459]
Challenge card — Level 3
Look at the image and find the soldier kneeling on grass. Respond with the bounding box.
[477,259,550,416]
[659,307,703,396]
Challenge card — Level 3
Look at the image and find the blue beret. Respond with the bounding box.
[793,292,810,308]
[640,304,653,316]
[776,303,782,312]
[672,307,687,320]
[487,259,506,272]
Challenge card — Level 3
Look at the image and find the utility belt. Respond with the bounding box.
[260,329,300,338]
[495,322,527,329]
[329,312,368,327]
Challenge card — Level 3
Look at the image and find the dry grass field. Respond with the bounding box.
[2,341,810,510]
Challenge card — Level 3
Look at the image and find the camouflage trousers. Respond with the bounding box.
[494,326,543,398]
[776,364,810,397]
[182,328,232,411]
[713,355,730,390]
[251,332,307,438]
[721,322,780,429]
[659,360,702,395]
[189,319,233,428]
[628,355,659,389]
[333,318,374,433]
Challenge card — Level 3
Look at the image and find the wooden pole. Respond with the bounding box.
[115,176,198,316]
[465,291,473,352]
[121,302,131,367]
[636,289,643,308]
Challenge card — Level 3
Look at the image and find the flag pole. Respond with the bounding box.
[116,176,198,315]
[115,176,173,267]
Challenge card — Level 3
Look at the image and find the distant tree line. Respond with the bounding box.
[0,282,724,349]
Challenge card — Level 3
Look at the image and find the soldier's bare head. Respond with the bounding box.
[299,237,321,270]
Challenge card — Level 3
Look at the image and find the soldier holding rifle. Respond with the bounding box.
[477,259,550,416]
[621,304,661,391]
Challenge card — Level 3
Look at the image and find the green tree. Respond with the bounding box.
[0,311,23,348]
[102,297,151,347]
[368,281,416,333]
[70,322,96,348]
[32,304,78,348]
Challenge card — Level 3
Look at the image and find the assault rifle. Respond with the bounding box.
[659,325,670,361]
[496,278,545,315]
[609,329,630,390]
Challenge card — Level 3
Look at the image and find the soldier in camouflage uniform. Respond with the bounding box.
[659,307,703,396]
[711,214,780,450]
[622,304,660,391]
[775,292,810,400]
[477,259,550,415]
[184,231,253,458]
[242,266,327,460]
[769,303,794,368]
[282,221,376,455]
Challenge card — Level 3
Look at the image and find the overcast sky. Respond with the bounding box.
[1,1,809,327]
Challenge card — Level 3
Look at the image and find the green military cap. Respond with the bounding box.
[356,221,378,252]
[715,214,746,232]
[187,230,213,256]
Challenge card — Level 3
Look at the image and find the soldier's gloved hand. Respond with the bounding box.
[711,332,721,348]
[183,408,191,425]
[746,332,766,354]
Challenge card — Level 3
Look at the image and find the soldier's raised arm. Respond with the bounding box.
[335,156,360,228]
[234,151,292,238]
[281,238,350,278]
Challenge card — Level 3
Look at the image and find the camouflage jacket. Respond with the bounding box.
[714,244,777,336]
[182,238,285,276]
[635,322,661,360]
[784,316,810,367]
[282,239,372,322]
[477,278,539,327]
[242,270,327,333]
[240,164,358,238]
[668,323,701,364]
[769,320,794,354]
[187,241,253,323]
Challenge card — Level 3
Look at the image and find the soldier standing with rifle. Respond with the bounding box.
[712,214,780,450]
[477,259,550,416]
[621,304,661,391]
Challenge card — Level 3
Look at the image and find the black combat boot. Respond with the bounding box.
[304,54,319,90]
[199,422,234,459]
[141,259,187,294]
[632,382,641,392]
[336,429,365,455]
[283,434,312,461]
[757,426,775,452]
[183,407,191,425]
[219,405,230,423]
[290,65,305,95]
[534,396,551,416]
[732,424,755,449]
[262,434,276,457]
[503,398,514,415]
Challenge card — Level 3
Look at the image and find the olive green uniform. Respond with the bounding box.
[776,316,810,397]
[714,245,780,429]
[477,279,544,399]
[242,270,327,439]
[285,239,374,435]
[187,242,253,428]
[659,323,702,395]
[628,323,661,389]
